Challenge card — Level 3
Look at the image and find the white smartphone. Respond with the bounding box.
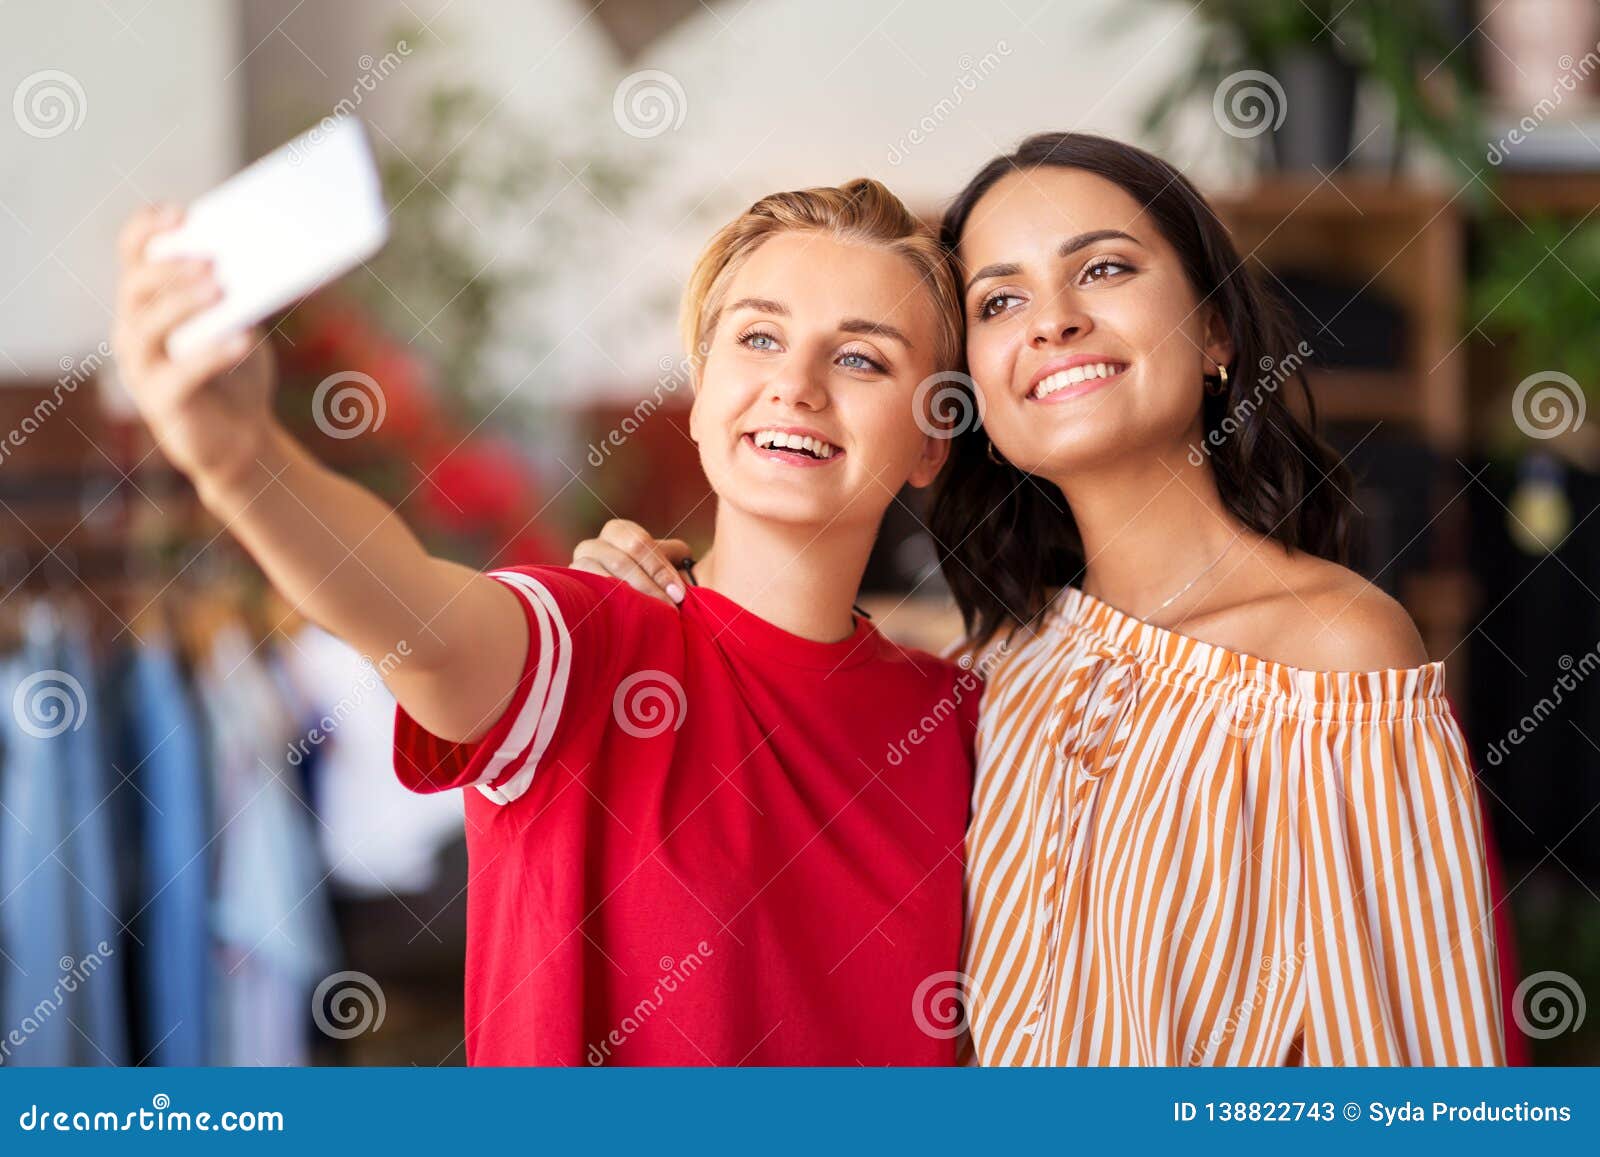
[146,116,389,360]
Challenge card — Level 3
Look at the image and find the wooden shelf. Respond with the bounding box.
[1298,368,1419,427]
[1211,177,1467,451]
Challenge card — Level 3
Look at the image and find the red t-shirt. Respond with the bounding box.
[392,565,977,1065]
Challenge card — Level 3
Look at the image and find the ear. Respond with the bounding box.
[1200,306,1234,377]
[686,368,702,444]
[906,430,952,490]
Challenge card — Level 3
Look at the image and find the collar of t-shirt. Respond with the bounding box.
[678,583,880,671]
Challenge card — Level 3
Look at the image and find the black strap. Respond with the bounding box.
[676,557,871,620]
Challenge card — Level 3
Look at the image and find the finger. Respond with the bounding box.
[164,329,255,399]
[568,557,612,580]
[117,202,183,267]
[575,540,679,605]
[131,276,224,368]
[120,256,210,314]
[599,520,687,603]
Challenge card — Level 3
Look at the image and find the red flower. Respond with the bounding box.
[416,438,534,533]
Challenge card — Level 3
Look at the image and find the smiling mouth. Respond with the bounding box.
[744,429,844,464]
[1030,361,1129,400]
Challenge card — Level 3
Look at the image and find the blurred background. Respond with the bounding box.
[1,0,1597,1066]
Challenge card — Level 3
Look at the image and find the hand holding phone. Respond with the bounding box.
[144,116,389,359]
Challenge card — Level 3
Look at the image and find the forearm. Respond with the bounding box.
[194,420,485,678]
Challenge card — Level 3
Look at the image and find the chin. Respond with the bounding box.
[1001,400,1169,476]
[720,493,843,528]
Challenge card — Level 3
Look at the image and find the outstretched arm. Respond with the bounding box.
[112,202,524,745]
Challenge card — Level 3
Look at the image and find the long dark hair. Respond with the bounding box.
[930,132,1354,644]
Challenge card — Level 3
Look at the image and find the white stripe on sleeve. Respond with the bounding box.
[474,570,574,806]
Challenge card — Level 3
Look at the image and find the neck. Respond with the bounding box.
[1052,440,1247,617]
[691,502,874,643]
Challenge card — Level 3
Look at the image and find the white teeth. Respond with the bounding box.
[751,430,837,458]
[1032,362,1125,398]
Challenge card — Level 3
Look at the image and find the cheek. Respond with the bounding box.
[965,324,1027,414]
[1122,281,1202,365]
[689,365,738,439]
[845,390,924,462]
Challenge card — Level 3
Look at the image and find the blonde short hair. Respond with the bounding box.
[680,178,963,378]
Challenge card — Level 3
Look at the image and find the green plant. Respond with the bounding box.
[271,23,642,432]
[1470,214,1600,405]
[1137,0,1483,175]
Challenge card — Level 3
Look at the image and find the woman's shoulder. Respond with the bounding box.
[1212,549,1428,673]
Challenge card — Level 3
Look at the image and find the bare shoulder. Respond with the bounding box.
[1252,553,1429,672]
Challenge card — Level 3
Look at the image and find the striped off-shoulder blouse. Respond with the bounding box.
[962,586,1505,1066]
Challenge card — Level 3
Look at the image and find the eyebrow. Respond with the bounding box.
[721,298,912,348]
[838,318,912,348]
[963,228,1145,294]
[723,297,790,317]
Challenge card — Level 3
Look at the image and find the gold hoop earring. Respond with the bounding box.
[1205,362,1229,396]
[987,439,1007,465]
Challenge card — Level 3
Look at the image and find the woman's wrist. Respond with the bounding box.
[192,418,296,515]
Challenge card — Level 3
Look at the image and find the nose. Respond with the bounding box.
[1029,298,1093,348]
[767,360,828,410]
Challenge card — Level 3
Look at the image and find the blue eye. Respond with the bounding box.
[838,348,889,376]
[742,331,779,351]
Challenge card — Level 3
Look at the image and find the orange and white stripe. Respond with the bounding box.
[962,586,1505,1066]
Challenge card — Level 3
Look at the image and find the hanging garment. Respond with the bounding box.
[0,601,128,1065]
[279,624,461,897]
[113,634,213,1066]
[197,622,337,1067]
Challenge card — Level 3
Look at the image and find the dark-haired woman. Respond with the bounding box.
[578,133,1504,1067]
[937,132,1501,1066]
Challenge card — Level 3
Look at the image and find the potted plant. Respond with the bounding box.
[1139,0,1482,175]
[1470,214,1600,417]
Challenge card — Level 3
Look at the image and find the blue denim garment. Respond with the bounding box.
[120,636,212,1066]
[0,601,127,1065]
[55,615,129,1065]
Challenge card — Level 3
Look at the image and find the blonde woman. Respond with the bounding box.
[583,134,1505,1067]
[111,180,977,1065]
